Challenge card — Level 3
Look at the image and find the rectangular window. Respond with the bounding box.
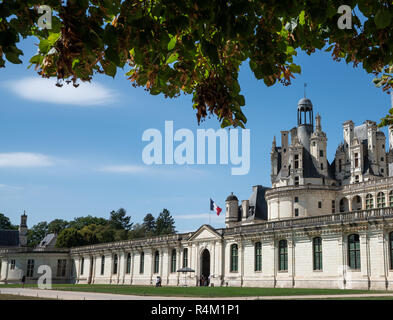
[294,197,299,203]
[171,250,177,273]
[182,249,188,268]
[294,208,299,217]
[348,235,361,269]
[313,238,322,271]
[10,260,15,270]
[26,259,34,278]
[278,240,288,271]
[332,200,336,213]
[113,255,118,275]
[57,259,67,277]
[81,258,84,275]
[100,256,105,275]
[318,201,322,209]
[126,253,131,274]
[354,153,359,168]
[139,252,144,274]
[294,154,299,169]
[319,150,324,157]
[255,242,262,272]
[294,176,299,186]
[230,245,238,272]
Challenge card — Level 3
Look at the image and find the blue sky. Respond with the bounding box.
[0,36,391,233]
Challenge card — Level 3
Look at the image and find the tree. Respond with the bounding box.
[142,213,156,235]
[109,208,132,231]
[47,219,69,234]
[128,223,147,240]
[78,224,99,245]
[27,221,48,247]
[155,209,176,235]
[1,2,393,127]
[56,227,85,248]
[0,213,17,230]
[68,215,108,230]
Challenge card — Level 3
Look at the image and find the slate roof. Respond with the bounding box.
[247,185,269,221]
[0,230,19,247]
[37,233,57,248]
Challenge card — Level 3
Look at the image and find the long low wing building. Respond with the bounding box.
[2,97,393,290]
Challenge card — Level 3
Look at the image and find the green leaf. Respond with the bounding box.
[5,51,22,64]
[39,40,51,54]
[299,10,306,26]
[289,63,301,74]
[103,61,117,77]
[167,36,176,51]
[166,52,179,64]
[375,10,391,29]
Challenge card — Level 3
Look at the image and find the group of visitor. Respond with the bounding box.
[199,275,210,286]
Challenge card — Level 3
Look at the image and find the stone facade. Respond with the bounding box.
[2,96,393,290]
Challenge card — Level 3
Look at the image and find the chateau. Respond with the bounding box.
[2,97,393,290]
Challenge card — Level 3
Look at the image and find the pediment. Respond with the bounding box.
[188,225,221,241]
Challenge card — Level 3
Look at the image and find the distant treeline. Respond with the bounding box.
[0,209,176,248]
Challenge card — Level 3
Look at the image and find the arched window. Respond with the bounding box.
[100,255,105,275]
[390,191,393,207]
[183,248,188,268]
[255,242,262,272]
[126,253,131,274]
[348,234,361,269]
[139,252,144,274]
[278,240,288,271]
[171,249,177,273]
[230,244,238,272]
[313,237,322,270]
[154,251,160,274]
[113,254,118,275]
[377,192,386,208]
[388,232,393,270]
[366,194,373,209]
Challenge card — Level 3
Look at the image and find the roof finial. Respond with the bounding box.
[304,83,307,98]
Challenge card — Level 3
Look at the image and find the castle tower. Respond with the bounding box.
[225,193,239,228]
[310,113,328,177]
[297,98,314,151]
[19,211,28,247]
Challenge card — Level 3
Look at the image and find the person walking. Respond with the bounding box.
[21,275,26,288]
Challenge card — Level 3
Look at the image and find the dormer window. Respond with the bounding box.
[294,154,299,169]
[294,176,299,186]
[354,153,359,168]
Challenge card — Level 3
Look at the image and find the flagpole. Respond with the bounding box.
[209,208,211,225]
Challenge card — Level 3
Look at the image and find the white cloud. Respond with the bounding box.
[99,165,149,174]
[98,165,207,176]
[0,184,23,190]
[0,153,54,167]
[3,77,117,106]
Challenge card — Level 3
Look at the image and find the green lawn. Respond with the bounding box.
[0,284,389,297]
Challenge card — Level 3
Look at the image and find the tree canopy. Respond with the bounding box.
[0,213,18,230]
[1,1,393,127]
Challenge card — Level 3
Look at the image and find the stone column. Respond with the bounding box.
[130,251,135,285]
[361,195,366,210]
[348,196,353,212]
[240,239,245,287]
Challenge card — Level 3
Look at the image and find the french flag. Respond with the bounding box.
[210,198,222,216]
